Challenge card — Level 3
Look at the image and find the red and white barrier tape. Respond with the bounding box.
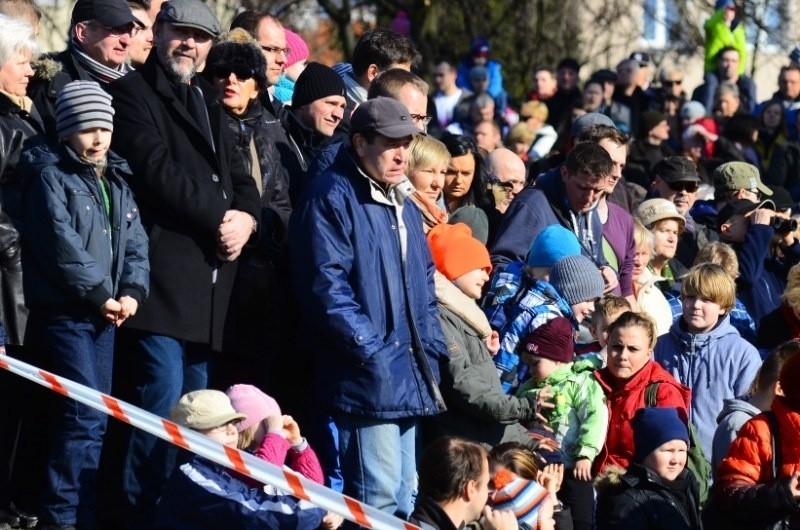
[0,354,422,530]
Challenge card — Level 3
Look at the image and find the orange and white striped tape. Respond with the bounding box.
[0,354,424,530]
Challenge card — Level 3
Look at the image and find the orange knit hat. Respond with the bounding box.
[427,223,492,281]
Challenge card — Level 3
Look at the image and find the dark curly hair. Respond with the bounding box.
[439,132,495,212]
[203,29,268,92]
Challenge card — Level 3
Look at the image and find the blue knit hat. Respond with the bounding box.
[549,255,604,306]
[632,407,689,463]
[527,225,581,267]
[790,45,800,66]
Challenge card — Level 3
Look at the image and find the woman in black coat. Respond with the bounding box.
[201,29,293,390]
[595,407,702,530]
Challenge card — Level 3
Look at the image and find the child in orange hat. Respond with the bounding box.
[425,223,542,449]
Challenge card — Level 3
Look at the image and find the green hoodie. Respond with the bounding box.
[517,361,608,467]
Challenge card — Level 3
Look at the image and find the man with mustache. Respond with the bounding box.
[105,0,260,527]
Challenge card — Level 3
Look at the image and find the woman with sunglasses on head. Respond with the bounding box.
[439,132,495,244]
[202,29,291,388]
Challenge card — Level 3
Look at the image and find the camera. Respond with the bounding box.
[771,217,798,234]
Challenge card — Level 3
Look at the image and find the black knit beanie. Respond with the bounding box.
[292,62,346,109]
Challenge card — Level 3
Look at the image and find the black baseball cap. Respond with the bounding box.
[652,156,700,183]
[72,0,137,28]
[717,199,775,229]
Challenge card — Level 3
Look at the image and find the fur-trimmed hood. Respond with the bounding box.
[32,56,63,82]
[594,464,629,495]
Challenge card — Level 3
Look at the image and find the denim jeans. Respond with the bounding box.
[334,414,418,521]
[31,313,115,528]
[117,329,209,528]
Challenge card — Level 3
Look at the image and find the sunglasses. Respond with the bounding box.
[662,80,682,87]
[667,181,699,193]
[211,66,256,81]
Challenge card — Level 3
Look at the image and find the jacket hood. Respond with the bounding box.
[716,397,760,424]
[667,313,738,346]
[534,166,565,206]
[20,143,130,176]
[595,464,628,495]
[31,57,63,82]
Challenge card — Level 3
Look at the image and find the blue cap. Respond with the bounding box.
[527,225,581,268]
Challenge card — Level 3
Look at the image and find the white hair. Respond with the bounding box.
[0,13,38,67]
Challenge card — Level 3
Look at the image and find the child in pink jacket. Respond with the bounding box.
[226,384,324,484]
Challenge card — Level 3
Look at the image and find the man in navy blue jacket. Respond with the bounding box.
[289,97,447,520]
[490,142,613,275]
[718,197,800,324]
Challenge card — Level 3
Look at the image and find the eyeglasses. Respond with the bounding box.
[261,45,290,56]
[410,114,432,126]
[211,66,256,81]
[87,21,134,37]
[487,174,515,190]
[667,181,699,193]
[662,80,682,87]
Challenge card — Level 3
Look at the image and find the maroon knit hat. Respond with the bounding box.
[522,317,574,363]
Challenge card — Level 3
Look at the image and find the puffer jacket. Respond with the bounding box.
[482,261,576,394]
[426,290,537,449]
[289,147,448,419]
[517,362,609,467]
[19,143,149,312]
[0,93,45,344]
[595,464,702,530]
[713,396,800,528]
[153,457,326,530]
[654,315,762,459]
[594,361,691,473]
[711,398,760,477]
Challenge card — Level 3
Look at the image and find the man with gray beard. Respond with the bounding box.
[105,0,260,526]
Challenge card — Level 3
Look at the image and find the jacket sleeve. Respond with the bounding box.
[253,433,290,467]
[289,188,385,361]
[107,79,229,236]
[24,169,111,307]
[257,139,292,260]
[287,443,325,485]
[572,377,609,461]
[440,313,536,423]
[490,195,546,269]
[731,343,763,398]
[617,216,635,297]
[118,189,150,304]
[715,418,800,522]
[736,224,772,289]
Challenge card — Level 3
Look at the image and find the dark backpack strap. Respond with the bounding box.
[764,410,781,480]
[645,382,660,408]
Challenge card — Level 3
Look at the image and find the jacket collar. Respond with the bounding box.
[140,51,223,154]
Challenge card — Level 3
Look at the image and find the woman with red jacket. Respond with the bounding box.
[712,351,800,529]
[593,312,691,473]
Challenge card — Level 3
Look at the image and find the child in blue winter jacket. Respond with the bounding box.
[653,263,762,460]
[154,390,327,530]
[20,80,149,529]
[486,253,605,393]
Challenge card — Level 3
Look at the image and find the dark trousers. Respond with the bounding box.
[560,473,595,530]
[29,312,115,528]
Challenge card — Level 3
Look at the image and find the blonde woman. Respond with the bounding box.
[757,263,800,349]
[405,135,450,233]
[631,220,673,336]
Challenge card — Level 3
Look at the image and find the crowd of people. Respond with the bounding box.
[0,0,798,529]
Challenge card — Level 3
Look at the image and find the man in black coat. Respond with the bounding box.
[105,0,260,526]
